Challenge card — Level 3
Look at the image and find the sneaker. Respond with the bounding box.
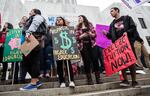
[60,82,66,88]
[69,81,75,88]
[36,81,43,87]
[120,80,130,87]
[39,74,44,78]
[45,73,50,78]
[132,81,141,88]
[143,67,149,71]
[20,84,37,91]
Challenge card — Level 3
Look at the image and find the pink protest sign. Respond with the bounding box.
[96,24,112,48]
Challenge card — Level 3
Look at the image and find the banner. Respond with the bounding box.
[96,24,112,48]
[20,34,39,56]
[103,33,136,76]
[47,15,78,26]
[48,16,57,26]
[3,29,23,62]
[121,0,150,9]
[51,26,80,60]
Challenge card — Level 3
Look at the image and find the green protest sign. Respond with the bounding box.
[51,26,80,60]
[3,29,23,62]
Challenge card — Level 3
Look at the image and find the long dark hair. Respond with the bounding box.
[77,15,90,30]
[2,22,13,32]
[55,17,67,26]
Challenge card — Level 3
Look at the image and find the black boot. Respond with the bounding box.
[95,71,102,84]
[86,73,94,85]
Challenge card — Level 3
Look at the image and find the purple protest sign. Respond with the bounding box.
[96,24,112,48]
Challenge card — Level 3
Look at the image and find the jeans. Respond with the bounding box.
[40,45,54,74]
[57,60,74,83]
[80,43,100,74]
[97,46,105,73]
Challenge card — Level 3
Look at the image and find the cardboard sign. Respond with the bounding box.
[51,26,80,60]
[20,34,39,56]
[3,29,22,62]
[96,24,112,48]
[121,0,150,9]
[103,33,136,76]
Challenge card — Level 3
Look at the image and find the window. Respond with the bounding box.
[146,36,150,46]
[138,18,147,29]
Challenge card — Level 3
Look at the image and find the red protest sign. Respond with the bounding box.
[103,33,136,76]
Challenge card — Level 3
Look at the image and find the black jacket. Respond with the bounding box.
[107,16,140,44]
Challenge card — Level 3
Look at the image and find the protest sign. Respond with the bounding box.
[51,26,80,60]
[96,24,112,48]
[103,33,136,76]
[3,29,22,62]
[121,0,150,9]
[20,34,39,56]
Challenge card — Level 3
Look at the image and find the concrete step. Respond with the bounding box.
[70,85,150,96]
[0,72,123,85]
[1,69,149,85]
[0,73,150,92]
[0,78,150,96]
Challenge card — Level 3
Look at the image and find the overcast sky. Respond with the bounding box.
[77,0,122,11]
[21,0,149,11]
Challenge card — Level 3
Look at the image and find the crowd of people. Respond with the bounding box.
[0,7,150,91]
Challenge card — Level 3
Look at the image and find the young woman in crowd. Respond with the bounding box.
[0,23,13,81]
[39,26,54,78]
[55,17,75,88]
[18,16,28,83]
[75,15,102,85]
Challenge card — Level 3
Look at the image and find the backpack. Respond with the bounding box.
[36,19,47,35]
[23,16,47,35]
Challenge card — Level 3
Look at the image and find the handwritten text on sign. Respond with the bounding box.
[103,33,136,76]
[51,26,80,60]
[3,29,22,62]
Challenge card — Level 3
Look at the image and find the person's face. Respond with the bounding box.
[22,16,28,22]
[29,10,35,16]
[110,9,118,18]
[4,23,8,29]
[21,16,28,23]
[56,17,64,26]
[3,23,8,31]
[78,16,84,24]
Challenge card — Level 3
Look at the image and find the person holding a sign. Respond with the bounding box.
[18,16,28,83]
[76,15,102,85]
[55,17,75,88]
[0,22,13,81]
[103,7,140,88]
[20,9,46,91]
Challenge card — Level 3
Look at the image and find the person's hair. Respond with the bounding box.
[32,9,41,15]
[55,16,67,26]
[77,15,90,30]
[7,23,13,29]
[2,22,13,32]
[111,7,120,13]
[22,16,28,20]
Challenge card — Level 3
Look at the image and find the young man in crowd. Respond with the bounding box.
[103,7,140,88]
